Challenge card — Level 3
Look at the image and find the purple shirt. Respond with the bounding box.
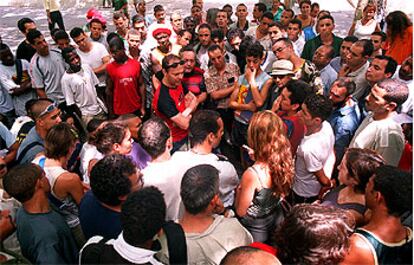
[128,141,151,170]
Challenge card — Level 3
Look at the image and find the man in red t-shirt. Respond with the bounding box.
[271,79,311,154]
[106,37,145,118]
[153,54,198,152]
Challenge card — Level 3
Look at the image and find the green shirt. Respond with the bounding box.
[301,34,343,61]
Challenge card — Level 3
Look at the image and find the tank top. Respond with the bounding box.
[245,165,280,218]
[33,156,80,228]
[321,185,366,215]
[356,227,413,264]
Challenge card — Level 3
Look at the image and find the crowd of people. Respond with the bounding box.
[0,0,412,264]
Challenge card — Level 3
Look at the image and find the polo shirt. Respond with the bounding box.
[301,34,343,61]
[153,82,188,143]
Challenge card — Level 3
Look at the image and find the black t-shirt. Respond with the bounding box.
[16,40,36,62]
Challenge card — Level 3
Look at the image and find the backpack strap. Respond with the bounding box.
[163,221,187,264]
[15,59,23,84]
[16,141,43,164]
[81,238,109,265]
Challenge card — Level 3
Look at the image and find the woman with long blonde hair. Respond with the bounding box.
[235,111,294,243]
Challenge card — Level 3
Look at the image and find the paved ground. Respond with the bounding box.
[0,0,355,52]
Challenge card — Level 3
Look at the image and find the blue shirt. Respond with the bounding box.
[79,191,121,240]
[235,71,271,124]
[327,100,362,163]
[320,64,338,96]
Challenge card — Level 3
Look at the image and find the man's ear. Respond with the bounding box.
[386,102,397,112]
[166,137,173,151]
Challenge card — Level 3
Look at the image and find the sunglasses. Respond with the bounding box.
[38,102,58,118]
[166,60,185,69]
[0,164,6,170]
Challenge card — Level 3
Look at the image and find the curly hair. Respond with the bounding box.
[90,154,136,206]
[121,187,166,246]
[274,204,355,265]
[345,148,385,193]
[247,111,293,196]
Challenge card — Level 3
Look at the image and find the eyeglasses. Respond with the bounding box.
[38,102,58,118]
[165,60,185,69]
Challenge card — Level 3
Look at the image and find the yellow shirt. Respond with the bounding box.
[43,0,60,12]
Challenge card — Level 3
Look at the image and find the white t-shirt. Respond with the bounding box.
[29,48,66,102]
[171,151,239,207]
[61,64,102,116]
[79,142,103,184]
[350,113,405,166]
[142,159,184,221]
[77,42,109,85]
[0,60,37,116]
[293,121,335,197]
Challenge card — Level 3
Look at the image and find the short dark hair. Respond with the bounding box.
[343,35,358,43]
[179,44,196,55]
[333,77,356,96]
[289,18,302,30]
[137,117,170,159]
[69,27,84,39]
[17,17,34,33]
[61,46,77,63]
[90,18,106,30]
[355,39,374,57]
[161,54,181,70]
[373,165,412,216]
[211,29,224,42]
[198,23,212,32]
[178,29,192,37]
[189,110,221,146]
[121,187,166,246]
[54,29,70,41]
[284,8,295,18]
[285,80,312,108]
[154,4,164,13]
[113,11,127,20]
[304,94,332,121]
[220,246,276,265]
[180,164,219,215]
[26,29,43,45]
[254,3,267,13]
[371,31,387,42]
[344,148,385,193]
[90,154,136,206]
[299,0,311,8]
[94,122,128,155]
[377,78,409,107]
[132,14,145,24]
[108,36,125,51]
[227,28,245,42]
[261,11,274,21]
[45,123,76,159]
[246,41,264,59]
[318,14,335,24]
[207,44,222,53]
[311,2,320,10]
[3,164,43,203]
[275,204,354,265]
[274,37,293,49]
[374,55,398,76]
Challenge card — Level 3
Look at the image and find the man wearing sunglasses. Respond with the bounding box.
[153,54,198,153]
[16,99,62,164]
